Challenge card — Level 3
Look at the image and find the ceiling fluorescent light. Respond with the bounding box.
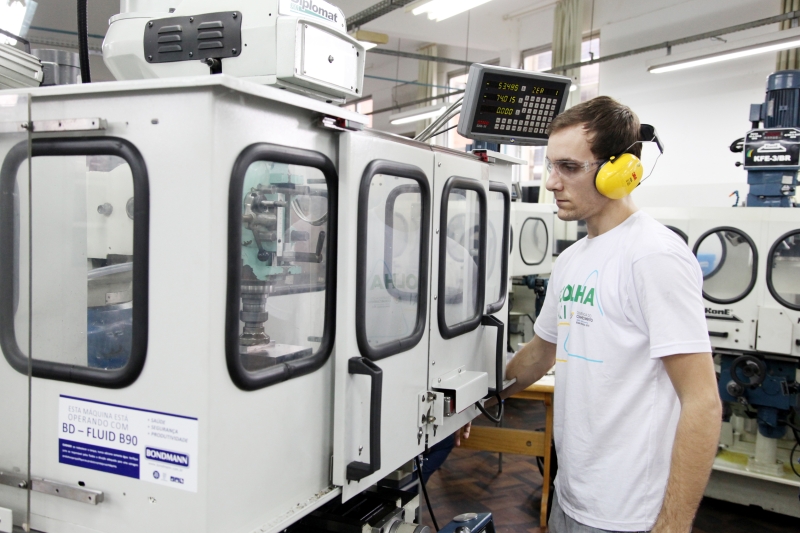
[410,0,493,22]
[648,27,800,74]
[349,30,388,52]
[389,104,447,125]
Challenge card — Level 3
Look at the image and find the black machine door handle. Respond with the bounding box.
[709,331,729,338]
[481,315,505,396]
[346,357,383,482]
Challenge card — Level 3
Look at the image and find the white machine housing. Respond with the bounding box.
[0,74,515,532]
[104,0,365,102]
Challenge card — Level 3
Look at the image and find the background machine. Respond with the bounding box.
[736,70,800,208]
[640,69,800,518]
[0,2,571,532]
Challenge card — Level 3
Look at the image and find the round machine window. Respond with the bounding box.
[767,230,800,311]
[666,225,688,244]
[520,217,548,266]
[693,228,757,304]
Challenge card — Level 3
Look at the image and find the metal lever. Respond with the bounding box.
[346,357,383,482]
[481,315,505,396]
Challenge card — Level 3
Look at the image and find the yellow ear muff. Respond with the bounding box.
[595,153,645,200]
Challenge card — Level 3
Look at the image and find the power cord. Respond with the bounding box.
[476,393,504,424]
[77,0,92,83]
[427,124,458,138]
[788,409,800,478]
[415,455,440,531]
[786,408,800,432]
[414,99,464,142]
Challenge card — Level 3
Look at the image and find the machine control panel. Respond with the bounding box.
[743,128,800,169]
[458,64,571,146]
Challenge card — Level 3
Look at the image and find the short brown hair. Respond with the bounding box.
[549,96,642,159]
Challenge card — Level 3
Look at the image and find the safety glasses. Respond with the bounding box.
[544,157,605,178]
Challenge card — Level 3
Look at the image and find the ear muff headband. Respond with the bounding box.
[594,124,663,200]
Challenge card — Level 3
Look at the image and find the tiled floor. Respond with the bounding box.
[419,399,800,533]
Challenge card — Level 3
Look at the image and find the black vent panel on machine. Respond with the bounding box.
[143,11,242,63]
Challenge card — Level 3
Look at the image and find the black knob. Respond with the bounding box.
[257,249,270,262]
[726,380,744,397]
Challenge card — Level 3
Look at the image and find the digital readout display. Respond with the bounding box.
[471,73,567,138]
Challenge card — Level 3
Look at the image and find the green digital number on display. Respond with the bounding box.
[497,107,514,115]
[498,82,520,92]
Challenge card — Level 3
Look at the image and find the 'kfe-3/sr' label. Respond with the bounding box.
[58,395,198,492]
[744,129,800,168]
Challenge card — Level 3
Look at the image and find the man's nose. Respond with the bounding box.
[545,170,562,192]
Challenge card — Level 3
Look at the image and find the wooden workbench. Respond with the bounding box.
[460,375,555,530]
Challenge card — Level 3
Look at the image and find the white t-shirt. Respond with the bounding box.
[533,211,711,532]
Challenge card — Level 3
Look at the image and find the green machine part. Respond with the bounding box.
[242,161,304,280]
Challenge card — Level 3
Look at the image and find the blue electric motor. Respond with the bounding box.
[739,70,800,207]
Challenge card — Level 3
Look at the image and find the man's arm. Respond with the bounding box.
[503,334,557,398]
[651,351,722,533]
[456,335,555,445]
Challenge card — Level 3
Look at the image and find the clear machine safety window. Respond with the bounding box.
[520,217,549,266]
[438,177,487,340]
[0,138,149,388]
[226,143,337,391]
[356,161,431,360]
[767,230,800,310]
[693,227,757,304]
[485,183,510,315]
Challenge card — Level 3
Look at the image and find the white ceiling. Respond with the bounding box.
[336,0,554,50]
[25,0,555,54]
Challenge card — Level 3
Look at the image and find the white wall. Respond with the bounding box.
[364,39,498,136]
[361,2,560,136]
[598,0,781,207]
[363,0,782,206]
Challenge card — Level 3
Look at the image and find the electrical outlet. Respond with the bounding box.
[0,506,12,533]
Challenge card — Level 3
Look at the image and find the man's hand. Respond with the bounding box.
[454,422,471,446]
[651,352,722,533]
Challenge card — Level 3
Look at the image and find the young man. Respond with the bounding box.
[503,96,721,533]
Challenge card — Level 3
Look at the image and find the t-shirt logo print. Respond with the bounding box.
[558,270,604,364]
